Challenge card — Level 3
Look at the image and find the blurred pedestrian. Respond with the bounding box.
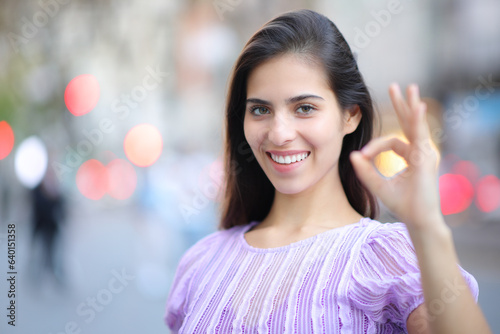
[30,167,66,287]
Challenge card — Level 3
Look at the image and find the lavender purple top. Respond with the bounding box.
[164,217,478,333]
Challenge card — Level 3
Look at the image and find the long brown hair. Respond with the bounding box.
[220,9,378,229]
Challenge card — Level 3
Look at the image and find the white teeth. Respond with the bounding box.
[270,152,309,165]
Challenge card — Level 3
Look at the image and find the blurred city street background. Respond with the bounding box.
[0,0,499,333]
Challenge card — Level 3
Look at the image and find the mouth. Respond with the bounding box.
[266,151,310,165]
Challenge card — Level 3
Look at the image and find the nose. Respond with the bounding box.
[268,112,296,146]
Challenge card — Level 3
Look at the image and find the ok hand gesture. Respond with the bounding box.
[350,84,442,231]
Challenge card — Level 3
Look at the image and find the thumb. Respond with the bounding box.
[349,151,385,195]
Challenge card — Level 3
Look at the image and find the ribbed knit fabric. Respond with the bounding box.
[164,218,479,333]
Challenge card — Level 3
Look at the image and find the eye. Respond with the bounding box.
[249,106,270,116]
[296,104,315,115]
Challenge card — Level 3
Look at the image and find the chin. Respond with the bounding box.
[270,180,310,196]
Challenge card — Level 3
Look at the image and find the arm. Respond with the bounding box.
[350,84,491,334]
[406,219,487,334]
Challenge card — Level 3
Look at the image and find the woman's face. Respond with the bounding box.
[243,53,360,195]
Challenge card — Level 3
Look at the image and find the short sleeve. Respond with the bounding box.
[164,231,221,332]
[348,222,479,331]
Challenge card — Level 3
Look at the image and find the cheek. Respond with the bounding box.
[243,119,253,148]
[243,122,267,168]
[302,118,344,149]
[243,123,260,164]
[244,119,265,150]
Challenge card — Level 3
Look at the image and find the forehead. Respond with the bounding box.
[246,54,332,98]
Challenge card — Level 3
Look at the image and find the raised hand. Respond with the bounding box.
[350,83,442,231]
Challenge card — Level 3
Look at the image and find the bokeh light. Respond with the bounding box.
[452,160,481,185]
[475,175,500,213]
[107,159,137,200]
[76,159,108,200]
[375,149,408,177]
[0,121,15,160]
[124,124,163,167]
[64,74,100,116]
[14,136,48,189]
[439,173,474,215]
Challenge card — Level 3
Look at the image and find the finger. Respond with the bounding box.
[407,85,430,142]
[389,84,413,139]
[416,101,430,141]
[392,84,429,143]
[350,151,386,195]
[360,136,410,161]
[407,84,421,112]
[389,83,411,119]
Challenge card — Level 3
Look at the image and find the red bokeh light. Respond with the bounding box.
[64,74,100,116]
[107,159,137,200]
[76,158,137,200]
[76,159,108,200]
[475,175,500,213]
[452,160,480,185]
[0,121,15,160]
[124,124,163,167]
[439,173,474,215]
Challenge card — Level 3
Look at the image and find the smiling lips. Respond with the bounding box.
[269,152,309,164]
[266,150,310,166]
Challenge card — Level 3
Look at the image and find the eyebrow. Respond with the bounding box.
[245,94,325,106]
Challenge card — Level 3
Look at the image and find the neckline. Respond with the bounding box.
[239,217,369,253]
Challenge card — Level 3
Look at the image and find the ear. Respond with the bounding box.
[343,105,362,135]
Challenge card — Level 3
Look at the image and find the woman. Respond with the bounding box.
[165,9,491,333]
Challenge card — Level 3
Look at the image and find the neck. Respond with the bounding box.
[262,168,363,231]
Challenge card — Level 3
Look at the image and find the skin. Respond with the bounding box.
[351,84,492,333]
[243,53,492,333]
[243,54,363,247]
